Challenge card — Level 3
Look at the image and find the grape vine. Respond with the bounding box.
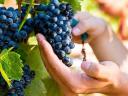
[0,0,78,95]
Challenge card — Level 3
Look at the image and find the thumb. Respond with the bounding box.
[81,61,114,81]
[72,12,91,36]
[72,20,89,36]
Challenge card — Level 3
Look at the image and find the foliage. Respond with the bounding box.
[17,44,62,96]
[0,0,4,4]
[0,49,23,87]
[60,0,81,11]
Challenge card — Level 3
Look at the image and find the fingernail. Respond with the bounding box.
[73,16,78,20]
[72,27,80,36]
[36,33,45,43]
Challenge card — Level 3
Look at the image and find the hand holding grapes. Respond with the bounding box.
[37,34,128,96]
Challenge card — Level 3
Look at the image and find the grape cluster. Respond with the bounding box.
[34,0,75,67]
[0,6,35,96]
[8,64,35,96]
[0,6,33,51]
[0,65,35,96]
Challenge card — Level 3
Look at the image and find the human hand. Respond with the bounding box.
[71,12,128,68]
[36,33,127,96]
[72,12,108,44]
[4,0,18,8]
[96,0,127,16]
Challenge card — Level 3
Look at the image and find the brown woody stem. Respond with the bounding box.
[81,40,86,61]
[18,0,23,12]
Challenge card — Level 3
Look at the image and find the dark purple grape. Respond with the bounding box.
[5,11,13,18]
[10,23,18,31]
[64,46,71,54]
[53,8,60,15]
[37,4,47,11]
[0,15,7,22]
[0,28,3,35]
[48,4,55,11]
[62,57,73,67]
[59,3,66,11]
[6,18,13,25]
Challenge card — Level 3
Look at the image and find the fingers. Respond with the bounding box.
[72,13,91,36]
[72,11,106,39]
[72,21,89,36]
[36,33,69,71]
[80,61,120,94]
[36,33,77,86]
[72,12,93,36]
[36,33,59,64]
[81,61,117,81]
[74,12,91,20]
[79,73,111,94]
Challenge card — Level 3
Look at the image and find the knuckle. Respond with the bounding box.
[89,63,99,76]
[94,17,107,30]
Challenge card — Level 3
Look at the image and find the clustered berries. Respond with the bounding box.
[34,0,74,67]
[0,0,75,95]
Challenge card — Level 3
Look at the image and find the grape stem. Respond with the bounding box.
[18,0,23,12]
[51,0,60,4]
[21,2,39,6]
[82,40,86,61]
[18,0,35,31]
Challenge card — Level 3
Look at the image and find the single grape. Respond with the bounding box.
[62,57,73,67]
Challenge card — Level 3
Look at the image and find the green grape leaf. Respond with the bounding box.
[24,0,49,4]
[0,49,24,86]
[25,77,47,96]
[18,44,62,96]
[27,33,38,45]
[60,0,81,11]
[0,0,5,4]
[16,44,28,61]
[22,45,48,96]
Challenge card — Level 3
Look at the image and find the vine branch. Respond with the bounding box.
[18,0,23,11]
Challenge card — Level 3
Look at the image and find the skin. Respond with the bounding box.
[96,0,128,40]
[72,12,128,70]
[96,0,128,16]
[36,12,128,96]
[4,0,18,8]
